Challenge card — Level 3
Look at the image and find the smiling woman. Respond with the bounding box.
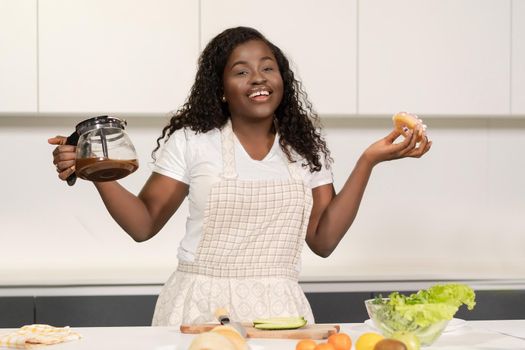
[48,26,431,328]
[222,40,284,127]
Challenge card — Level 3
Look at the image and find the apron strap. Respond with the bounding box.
[220,120,238,179]
[284,155,302,182]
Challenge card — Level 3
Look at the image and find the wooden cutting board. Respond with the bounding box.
[180,323,340,339]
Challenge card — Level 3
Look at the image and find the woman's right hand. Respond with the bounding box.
[48,136,76,181]
[362,124,431,166]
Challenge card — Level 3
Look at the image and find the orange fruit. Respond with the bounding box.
[355,332,384,350]
[296,339,317,350]
[314,343,336,350]
[327,333,352,350]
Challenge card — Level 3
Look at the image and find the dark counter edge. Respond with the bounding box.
[1,290,524,328]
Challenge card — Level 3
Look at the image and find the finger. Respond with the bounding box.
[409,125,421,148]
[414,132,432,155]
[384,129,403,144]
[48,136,68,145]
[55,159,76,171]
[394,128,417,156]
[415,130,428,148]
[406,145,425,158]
[58,166,76,181]
[422,139,432,154]
[407,134,432,158]
[52,145,77,158]
[383,139,411,162]
[387,126,425,159]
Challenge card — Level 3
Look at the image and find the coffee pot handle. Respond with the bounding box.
[65,131,79,186]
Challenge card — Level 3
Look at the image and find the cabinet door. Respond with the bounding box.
[0,0,37,112]
[453,290,525,320]
[201,0,357,116]
[35,295,157,327]
[359,0,510,115]
[512,0,525,114]
[0,297,34,328]
[38,0,199,114]
[307,292,372,323]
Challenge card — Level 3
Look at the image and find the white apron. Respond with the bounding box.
[152,121,314,326]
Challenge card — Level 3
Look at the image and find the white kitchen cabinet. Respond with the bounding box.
[38,0,199,114]
[0,0,37,112]
[201,0,357,116]
[512,0,525,114]
[358,0,510,116]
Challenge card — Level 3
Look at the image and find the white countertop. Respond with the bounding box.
[2,320,523,350]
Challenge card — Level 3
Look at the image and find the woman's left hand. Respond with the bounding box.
[363,125,432,166]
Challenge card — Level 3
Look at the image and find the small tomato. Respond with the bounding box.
[314,343,336,350]
[296,339,317,350]
[327,332,352,350]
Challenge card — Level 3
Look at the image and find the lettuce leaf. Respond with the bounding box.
[373,283,476,328]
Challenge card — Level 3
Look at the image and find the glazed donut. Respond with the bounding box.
[392,111,426,142]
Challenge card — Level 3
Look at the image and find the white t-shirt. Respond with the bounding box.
[152,127,333,262]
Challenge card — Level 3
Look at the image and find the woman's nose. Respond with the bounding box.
[251,71,267,84]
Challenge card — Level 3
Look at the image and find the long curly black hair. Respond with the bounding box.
[153,26,332,172]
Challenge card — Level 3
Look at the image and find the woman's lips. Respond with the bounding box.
[248,90,271,102]
[250,95,270,102]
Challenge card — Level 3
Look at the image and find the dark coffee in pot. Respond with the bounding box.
[76,158,138,182]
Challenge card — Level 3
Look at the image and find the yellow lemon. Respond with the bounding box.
[355,332,385,350]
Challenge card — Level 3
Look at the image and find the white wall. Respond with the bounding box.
[1,116,524,285]
[1,0,524,286]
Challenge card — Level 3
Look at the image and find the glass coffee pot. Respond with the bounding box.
[65,116,138,185]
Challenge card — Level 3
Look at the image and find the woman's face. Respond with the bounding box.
[222,40,283,122]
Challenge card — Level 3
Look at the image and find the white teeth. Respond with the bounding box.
[249,90,270,98]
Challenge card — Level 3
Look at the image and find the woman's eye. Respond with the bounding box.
[263,67,274,72]
[236,70,248,76]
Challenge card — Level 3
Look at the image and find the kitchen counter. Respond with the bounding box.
[2,320,523,350]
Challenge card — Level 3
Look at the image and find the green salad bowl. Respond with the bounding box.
[365,298,449,346]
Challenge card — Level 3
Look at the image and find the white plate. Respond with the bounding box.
[365,318,466,333]
[445,318,466,332]
[364,319,379,331]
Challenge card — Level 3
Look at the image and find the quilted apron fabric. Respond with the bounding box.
[152,121,314,326]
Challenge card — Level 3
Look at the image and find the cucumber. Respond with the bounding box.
[253,316,307,330]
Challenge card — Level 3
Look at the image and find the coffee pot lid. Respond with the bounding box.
[75,115,127,135]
